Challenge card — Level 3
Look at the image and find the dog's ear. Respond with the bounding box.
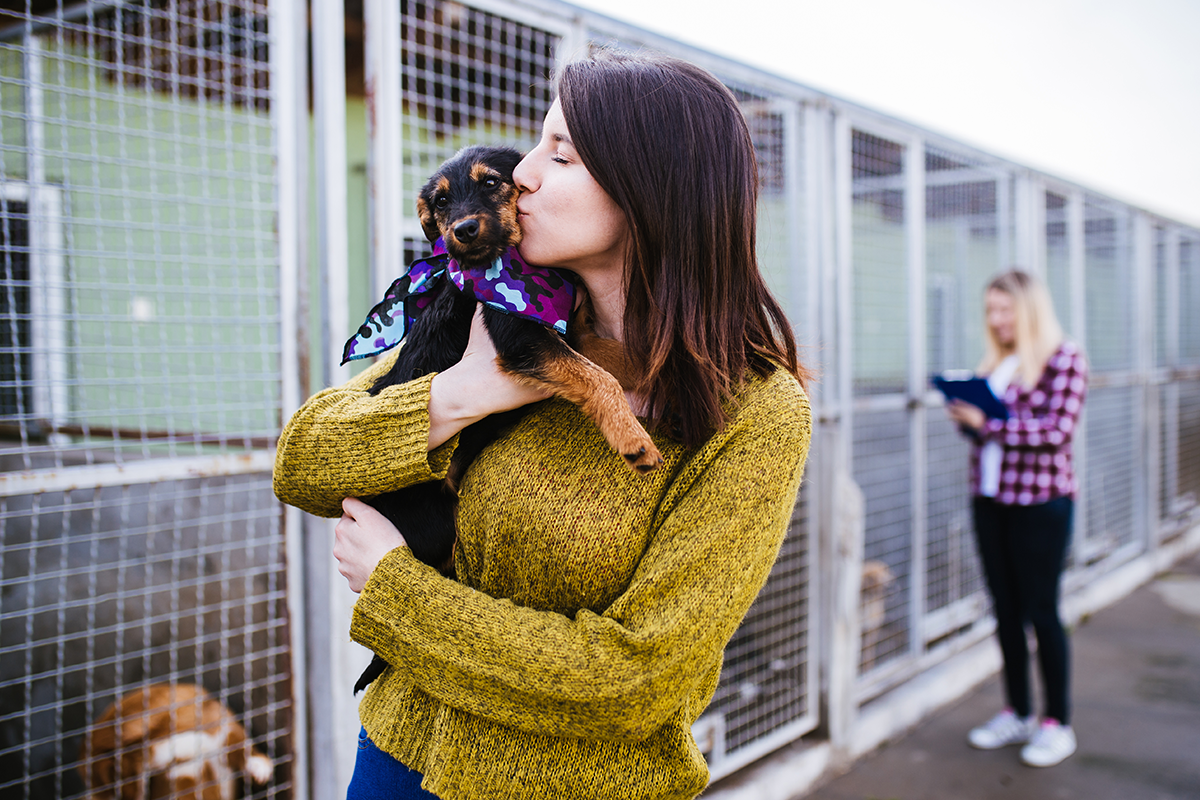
[79,746,119,797]
[415,195,441,245]
[79,705,121,793]
[119,749,148,800]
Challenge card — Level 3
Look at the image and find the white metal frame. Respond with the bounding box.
[269,0,310,797]
[1160,227,1182,523]
[364,0,404,301]
[1134,212,1156,550]
[19,34,69,439]
[904,131,928,670]
[307,3,375,799]
[0,178,68,438]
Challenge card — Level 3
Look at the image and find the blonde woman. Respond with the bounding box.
[946,269,1088,768]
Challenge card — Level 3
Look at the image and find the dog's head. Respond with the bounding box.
[861,560,895,594]
[416,144,524,266]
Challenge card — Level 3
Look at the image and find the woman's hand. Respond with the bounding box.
[946,399,987,432]
[427,305,552,449]
[334,497,408,593]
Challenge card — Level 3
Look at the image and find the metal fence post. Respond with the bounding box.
[823,109,861,750]
[1161,228,1182,524]
[365,0,404,300]
[311,0,371,796]
[1066,189,1089,550]
[904,134,928,658]
[1134,213,1156,551]
[1014,172,1035,271]
[270,0,311,795]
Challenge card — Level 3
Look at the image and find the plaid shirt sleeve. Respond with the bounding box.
[980,342,1088,449]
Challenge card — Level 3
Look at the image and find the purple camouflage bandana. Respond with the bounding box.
[341,238,577,365]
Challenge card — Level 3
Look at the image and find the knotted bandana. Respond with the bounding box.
[341,239,577,365]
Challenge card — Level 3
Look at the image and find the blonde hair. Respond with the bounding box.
[977,269,1065,387]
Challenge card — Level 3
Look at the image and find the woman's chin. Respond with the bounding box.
[515,244,545,267]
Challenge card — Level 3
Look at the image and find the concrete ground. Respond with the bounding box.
[805,550,1200,800]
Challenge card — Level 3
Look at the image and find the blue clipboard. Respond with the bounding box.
[932,372,1009,420]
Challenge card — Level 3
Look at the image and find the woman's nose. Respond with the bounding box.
[513,154,536,193]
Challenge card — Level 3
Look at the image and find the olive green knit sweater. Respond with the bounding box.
[273,351,811,800]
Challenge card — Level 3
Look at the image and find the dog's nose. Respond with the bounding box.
[453,219,479,243]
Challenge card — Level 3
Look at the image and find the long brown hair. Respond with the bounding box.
[557,49,809,448]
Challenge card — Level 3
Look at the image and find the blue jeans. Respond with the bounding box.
[346,728,441,800]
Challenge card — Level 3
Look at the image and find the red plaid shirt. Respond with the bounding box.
[969,341,1089,505]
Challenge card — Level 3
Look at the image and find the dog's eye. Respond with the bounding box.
[483,177,499,189]
[434,195,449,209]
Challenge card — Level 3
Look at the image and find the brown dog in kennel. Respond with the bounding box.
[860,559,896,672]
[77,682,272,800]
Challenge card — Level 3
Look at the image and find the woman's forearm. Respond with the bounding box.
[427,365,491,450]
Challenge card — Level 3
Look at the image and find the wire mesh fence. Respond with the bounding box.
[922,143,999,649]
[695,80,816,766]
[1,475,290,798]
[852,408,912,675]
[1082,385,1140,558]
[0,2,290,798]
[0,1,278,464]
[1179,380,1200,512]
[396,0,554,207]
[851,128,908,398]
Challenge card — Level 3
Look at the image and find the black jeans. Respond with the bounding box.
[972,496,1073,724]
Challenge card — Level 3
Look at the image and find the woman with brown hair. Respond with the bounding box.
[273,49,812,799]
[947,269,1088,768]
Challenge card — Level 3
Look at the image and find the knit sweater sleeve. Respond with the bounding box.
[980,345,1088,448]
[350,374,812,742]
[272,350,460,518]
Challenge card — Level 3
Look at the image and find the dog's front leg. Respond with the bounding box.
[485,312,663,471]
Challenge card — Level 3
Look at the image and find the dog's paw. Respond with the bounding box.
[246,754,273,784]
[622,443,664,473]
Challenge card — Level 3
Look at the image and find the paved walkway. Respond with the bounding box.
[806,550,1200,800]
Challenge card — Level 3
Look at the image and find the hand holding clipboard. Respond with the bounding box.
[932,370,1009,420]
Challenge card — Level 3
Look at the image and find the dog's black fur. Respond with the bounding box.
[360,145,527,575]
[352,145,661,694]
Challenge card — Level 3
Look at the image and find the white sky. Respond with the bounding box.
[568,0,1200,227]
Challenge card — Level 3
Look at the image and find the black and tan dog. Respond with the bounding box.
[351,145,661,692]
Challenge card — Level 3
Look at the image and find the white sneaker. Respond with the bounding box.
[967,709,1038,750]
[1020,719,1077,767]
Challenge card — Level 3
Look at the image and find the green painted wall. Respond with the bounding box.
[2,39,279,441]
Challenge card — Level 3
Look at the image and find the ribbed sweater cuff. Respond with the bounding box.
[338,374,456,483]
[273,372,460,517]
[350,546,433,656]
